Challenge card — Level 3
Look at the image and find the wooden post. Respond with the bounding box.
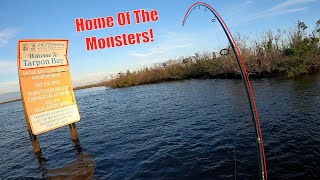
[28,130,41,153]
[26,117,41,154]
[69,123,82,153]
[21,97,42,154]
[69,123,80,144]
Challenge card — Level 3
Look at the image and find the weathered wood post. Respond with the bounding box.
[27,122,42,153]
[20,90,42,154]
[69,123,80,144]
[69,123,82,154]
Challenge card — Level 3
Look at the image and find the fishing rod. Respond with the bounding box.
[182,2,267,180]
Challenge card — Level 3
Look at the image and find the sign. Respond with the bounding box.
[18,39,80,135]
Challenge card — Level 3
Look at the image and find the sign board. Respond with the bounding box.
[18,39,80,135]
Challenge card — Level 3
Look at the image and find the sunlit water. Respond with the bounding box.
[0,75,319,179]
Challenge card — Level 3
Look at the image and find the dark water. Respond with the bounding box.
[0,75,320,179]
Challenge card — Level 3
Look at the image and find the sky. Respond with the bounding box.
[0,0,319,101]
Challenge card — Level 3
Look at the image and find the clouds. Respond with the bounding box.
[0,61,19,95]
[0,81,19,94]
[244,0,254,5]
[131,43,192,58]
[0,60,16,73]
[264,0,316,13]
[0,28,19,47]
[72,71,107,87]
[0,28,20,96]
[130,31,193,58]
[234,0,317,23]
[0,81,20,103]
[0,63,19,99]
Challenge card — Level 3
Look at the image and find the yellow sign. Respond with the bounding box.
[18,39,80,135]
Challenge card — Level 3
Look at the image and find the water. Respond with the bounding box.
[0,75,319,179]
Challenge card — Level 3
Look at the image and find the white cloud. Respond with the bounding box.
[0,61,19,96]
[0,28,19,47]
[238,0,315,23]
[131,43,192,58]
[244,0,254,5]
[0,60,16,73]
[130,32,193,58]
[249,7,308,21]
[0,81,19,94]
[72,71,108,87]
[264,0,316,13]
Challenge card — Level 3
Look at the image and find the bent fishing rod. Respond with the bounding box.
[182,2,267,180]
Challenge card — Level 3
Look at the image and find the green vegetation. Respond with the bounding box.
[73,82,105,91]
[105,20,320,88]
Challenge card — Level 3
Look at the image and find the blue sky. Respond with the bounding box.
[0,0,319,98]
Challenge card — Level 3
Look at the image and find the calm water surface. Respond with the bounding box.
[0,75,319,179]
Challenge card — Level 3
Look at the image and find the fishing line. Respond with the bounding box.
[233,135,237,180]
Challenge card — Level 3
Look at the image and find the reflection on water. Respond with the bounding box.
[36,144,96,180]
[45,154,95,180]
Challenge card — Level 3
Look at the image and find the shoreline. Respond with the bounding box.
[0,99,21,105]
[1,72,318,105]
[103,71,320,89]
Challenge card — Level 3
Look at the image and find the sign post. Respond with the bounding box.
[17,39,80,153]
